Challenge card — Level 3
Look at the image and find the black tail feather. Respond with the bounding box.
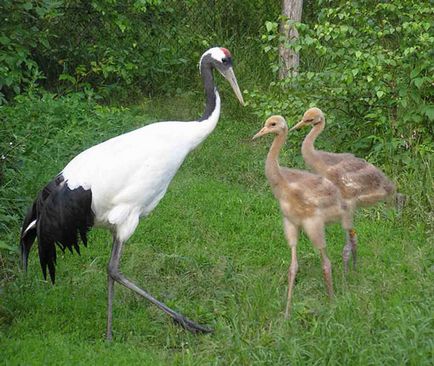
[20,174,94,283]
[20,202,37,272]
[38,236,57,283]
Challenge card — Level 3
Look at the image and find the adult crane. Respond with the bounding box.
[20,47,244,339]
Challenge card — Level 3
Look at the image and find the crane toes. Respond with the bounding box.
[172,315,213,334]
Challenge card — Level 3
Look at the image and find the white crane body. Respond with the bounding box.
[20,47,243,337]
[62,97,220,242]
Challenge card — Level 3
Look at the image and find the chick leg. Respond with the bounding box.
[343,229,357,273]
[283,218,299,319]
[304,220,334,298]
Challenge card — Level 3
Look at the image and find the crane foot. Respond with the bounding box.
[173,315,213,334]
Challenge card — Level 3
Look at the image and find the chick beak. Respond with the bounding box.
[289,120,305,131]
[252,127,268,140]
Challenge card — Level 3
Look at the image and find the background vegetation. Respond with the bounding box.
[1,0,433,364]
[0,0,278,101]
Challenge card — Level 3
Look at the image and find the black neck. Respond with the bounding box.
[199,59,217,122]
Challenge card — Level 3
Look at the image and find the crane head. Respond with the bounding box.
[252,115,287,140]
[290,107,325,131]
[200,47,244,106]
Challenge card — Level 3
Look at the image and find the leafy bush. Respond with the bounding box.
[0,0,277,103]
[0,0,166,102]
[0,0,48,103]
[246,0,433,219]
[248,0,433,160]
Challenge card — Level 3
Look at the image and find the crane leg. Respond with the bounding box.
[285,246,299,319]
[304,220,334,299]
[343,241,351,274]
[319,247,334,298]
[350,229,357,270]
[107,266,115,340]
[343,229,357,274]
[283,219,299,319]
[106,237,212,340]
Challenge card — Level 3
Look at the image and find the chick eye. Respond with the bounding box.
[271,122,276,126]
[305,118,313,122]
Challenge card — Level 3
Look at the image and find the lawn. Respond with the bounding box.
[0,95,432,365]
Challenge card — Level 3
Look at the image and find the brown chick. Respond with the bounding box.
[253,115,352,318]
[291,107,396,273]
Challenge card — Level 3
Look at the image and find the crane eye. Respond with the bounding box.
[221,57,228,64]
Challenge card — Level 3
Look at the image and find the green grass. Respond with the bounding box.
[0,94,433,365]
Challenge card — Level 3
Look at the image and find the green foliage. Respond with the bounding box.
[247,0,434,218]
[0,0,50,103]
[248,0,434,165]
[0,0,165,102]
[0,0,277,103]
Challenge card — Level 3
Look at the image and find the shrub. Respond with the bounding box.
[246,0,433,219]
[0,0,277,103]
[247,0,433,162]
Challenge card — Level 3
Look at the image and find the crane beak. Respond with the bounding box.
[252,127,267,140]
[221,67,244,106]
[289,120,305,131]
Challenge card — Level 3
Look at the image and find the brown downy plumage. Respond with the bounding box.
[291,107,396,273]
[253,115,352,319]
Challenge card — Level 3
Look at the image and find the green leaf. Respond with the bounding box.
[0,36,10,45]
[265,21,276,33]
[413,78,424,89]
[115,20,127,33]
[40,37,50,49]
[59,74,76,84]
[424,106,434,121]
[22,2,33,10]
[304,35,314,45]
[306,72,315,80]
[410,68,421,78]
[0,240,17,252]
[376,90,384,98]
